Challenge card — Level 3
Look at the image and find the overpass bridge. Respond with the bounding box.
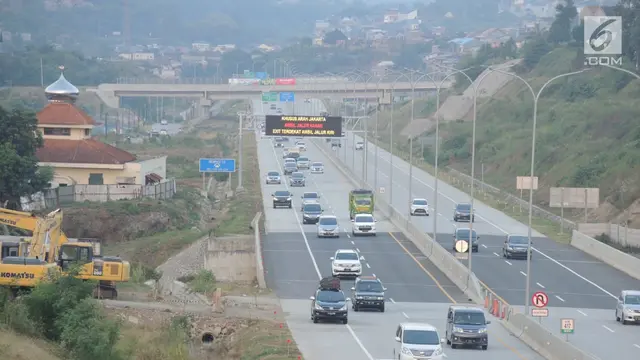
[91,80,453,114]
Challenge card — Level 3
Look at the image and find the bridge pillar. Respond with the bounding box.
[199,98,212,118]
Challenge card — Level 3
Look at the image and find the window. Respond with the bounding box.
[88,173,104,185]
[336,252,358,260]
[78,247,91,263]
[84,129,91,136]
[356,281,383,292]
[316,290,345,302]
[304,204,322,212]
[402,330,440,345]
[43,127,71,136]
[319,217,337,225]
[453,311,486,325]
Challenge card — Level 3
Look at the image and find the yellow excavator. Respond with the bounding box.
[0,208,130,299]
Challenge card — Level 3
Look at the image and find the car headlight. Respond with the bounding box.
[339,304,347,311]
[314,303,323,310]
[478,327,487,333]
[286,197,291,201]
[507,246,513,250]
[453,327,464,333]
[433,347,443,356]
[401,347,412,355]
[377,296,384,300]
[356,296,363,300]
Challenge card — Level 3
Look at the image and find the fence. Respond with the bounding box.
[577,223,640,248]
[20,179,177,211]
[445,167,577,232]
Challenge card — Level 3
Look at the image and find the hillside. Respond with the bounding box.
[426,47,640,225]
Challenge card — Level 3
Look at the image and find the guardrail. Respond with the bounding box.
[444,167,577,231]
[251,212,267,288]
[571,230,640,280]
[312,138,597,360]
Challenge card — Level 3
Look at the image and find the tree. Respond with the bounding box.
[616,0,640,69]
[521,36,552,70]
[323,30,348,45]
[219,49,253,79]
[0,106,52,208]
[547,0,578,44]
[393,44,431,70]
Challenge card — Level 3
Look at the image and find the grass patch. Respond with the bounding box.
[232,319,303,360]
[0,328,63,360]
[220,100,248,116]
[178,269,217,295]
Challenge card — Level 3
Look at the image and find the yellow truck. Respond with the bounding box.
[349,189,374,219]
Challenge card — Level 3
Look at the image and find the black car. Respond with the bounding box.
[272,190,292,209]
[302,203,323,224]
[453,228,479,252]
[350,276,386,312]
[502,234,533,259]
[311,277,349,324]
[446,305,490,350]
[453,203,475,222]
[283,163,297,175]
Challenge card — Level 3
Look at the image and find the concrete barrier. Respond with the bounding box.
[502,312,597,360]
[312,139,484,304]
[571,230,640,280]
[252,212,267,288]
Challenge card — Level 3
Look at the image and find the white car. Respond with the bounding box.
[394,322,446,360]
[296,141,307,151]
[331,249,362,277]
[317,215,340,238]
[310,162,324,174]
[352,213,376,236]
[297,156,310,169]
[265,171,282,184]
[410,198,430,216]
[355,141,364,150]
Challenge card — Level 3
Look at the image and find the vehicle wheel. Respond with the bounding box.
[380,305,385,312]
[313,316,318,324]
[446,333,451,345]
[288,205,292,208]
[343,318,348,324]
[451,344,457,349]
[352,230,356,236]
[353,305,359,312]
[622,319,628,325]
[482,345,488,350]
[453,217,457,222]
[616,310,620,322]
[273,205,276,209]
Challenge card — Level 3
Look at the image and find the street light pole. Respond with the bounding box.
[237,111,244,191]
[389,72,412,207]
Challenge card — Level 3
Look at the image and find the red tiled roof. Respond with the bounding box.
[36,139,136,165]
[37,103,97,126]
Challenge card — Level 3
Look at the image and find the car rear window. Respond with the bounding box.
[268,172,279,176]
[274,191,290,196]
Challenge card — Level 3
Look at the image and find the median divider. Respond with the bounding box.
[312,139,483,304]
[251,212,267,289]
[571,230,640,280]
[312,138,598,360]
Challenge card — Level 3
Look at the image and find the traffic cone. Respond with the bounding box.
[492,300,499,316]
[484,295,489,309]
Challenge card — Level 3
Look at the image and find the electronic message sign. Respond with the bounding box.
[265,115,342,137]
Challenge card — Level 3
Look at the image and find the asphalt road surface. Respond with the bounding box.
[255,99,545,360]
[333,127,640,360]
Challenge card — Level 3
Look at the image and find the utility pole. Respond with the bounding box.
[123,0,131,47]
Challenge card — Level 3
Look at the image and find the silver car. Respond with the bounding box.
[310,162,324,174]
[301,192,320,210]
[290,172,306,187]
[317,215,340,238]
[265,171,282,184]
[616,290,640,325]
[297,156,310,169]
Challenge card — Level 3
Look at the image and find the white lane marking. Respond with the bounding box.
[493,252,500,257]
[536,282,546,289]
[268,138,374,360]
[602,325,614,333]
[576,310,587,316]
[355,136,621,300]
[402,312,409,319]
[347,234,351,238]
[505,261,513,266]
[555,295,565,302]
[389,298,396,304]
[366,263,371,268]
[633,344,640,349]
[481,244,487,248]
[520,271,527,276]
[351,240,355,245]
[372,273,376,278]
[356,248,361,253]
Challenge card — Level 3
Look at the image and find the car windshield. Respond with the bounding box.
[357,142,363,145]
[274,191,290,197]
[304,204,322,212]
[625,295,640,304]
[413,199,428,205]
[316,290,345,302]
[312,162,323,167]
[457,229,477,239]
[319,217,338,225]
[402,330,440,345]
[297,142,306,145]
[298,157,309,162]
[292,173,304,178]
[356,281,383,292]
[335,252,358,260]
[355,199,371,205]
[285,163,297,168]
[509,236,528,245]
[355,215,374,223]
[303,193,318,199]
[454,312,486,325]
[268,172,279,176]
[457,204,471,211]
[285,158,295,163]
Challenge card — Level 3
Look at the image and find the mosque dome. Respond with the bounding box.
[45,66,79,103]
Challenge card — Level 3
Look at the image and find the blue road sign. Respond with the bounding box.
[279,92,295,102]
[199,158,236,172]
[255,72,267,80]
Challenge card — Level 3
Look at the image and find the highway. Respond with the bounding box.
[335,128,640,360]
[254,98,545,360]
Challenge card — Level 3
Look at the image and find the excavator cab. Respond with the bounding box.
[1,241,20,259]
[57,243,95,271]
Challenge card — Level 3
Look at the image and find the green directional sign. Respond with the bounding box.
[262,92,278,102]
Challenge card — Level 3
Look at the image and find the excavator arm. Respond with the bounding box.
[0,208,38,231]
